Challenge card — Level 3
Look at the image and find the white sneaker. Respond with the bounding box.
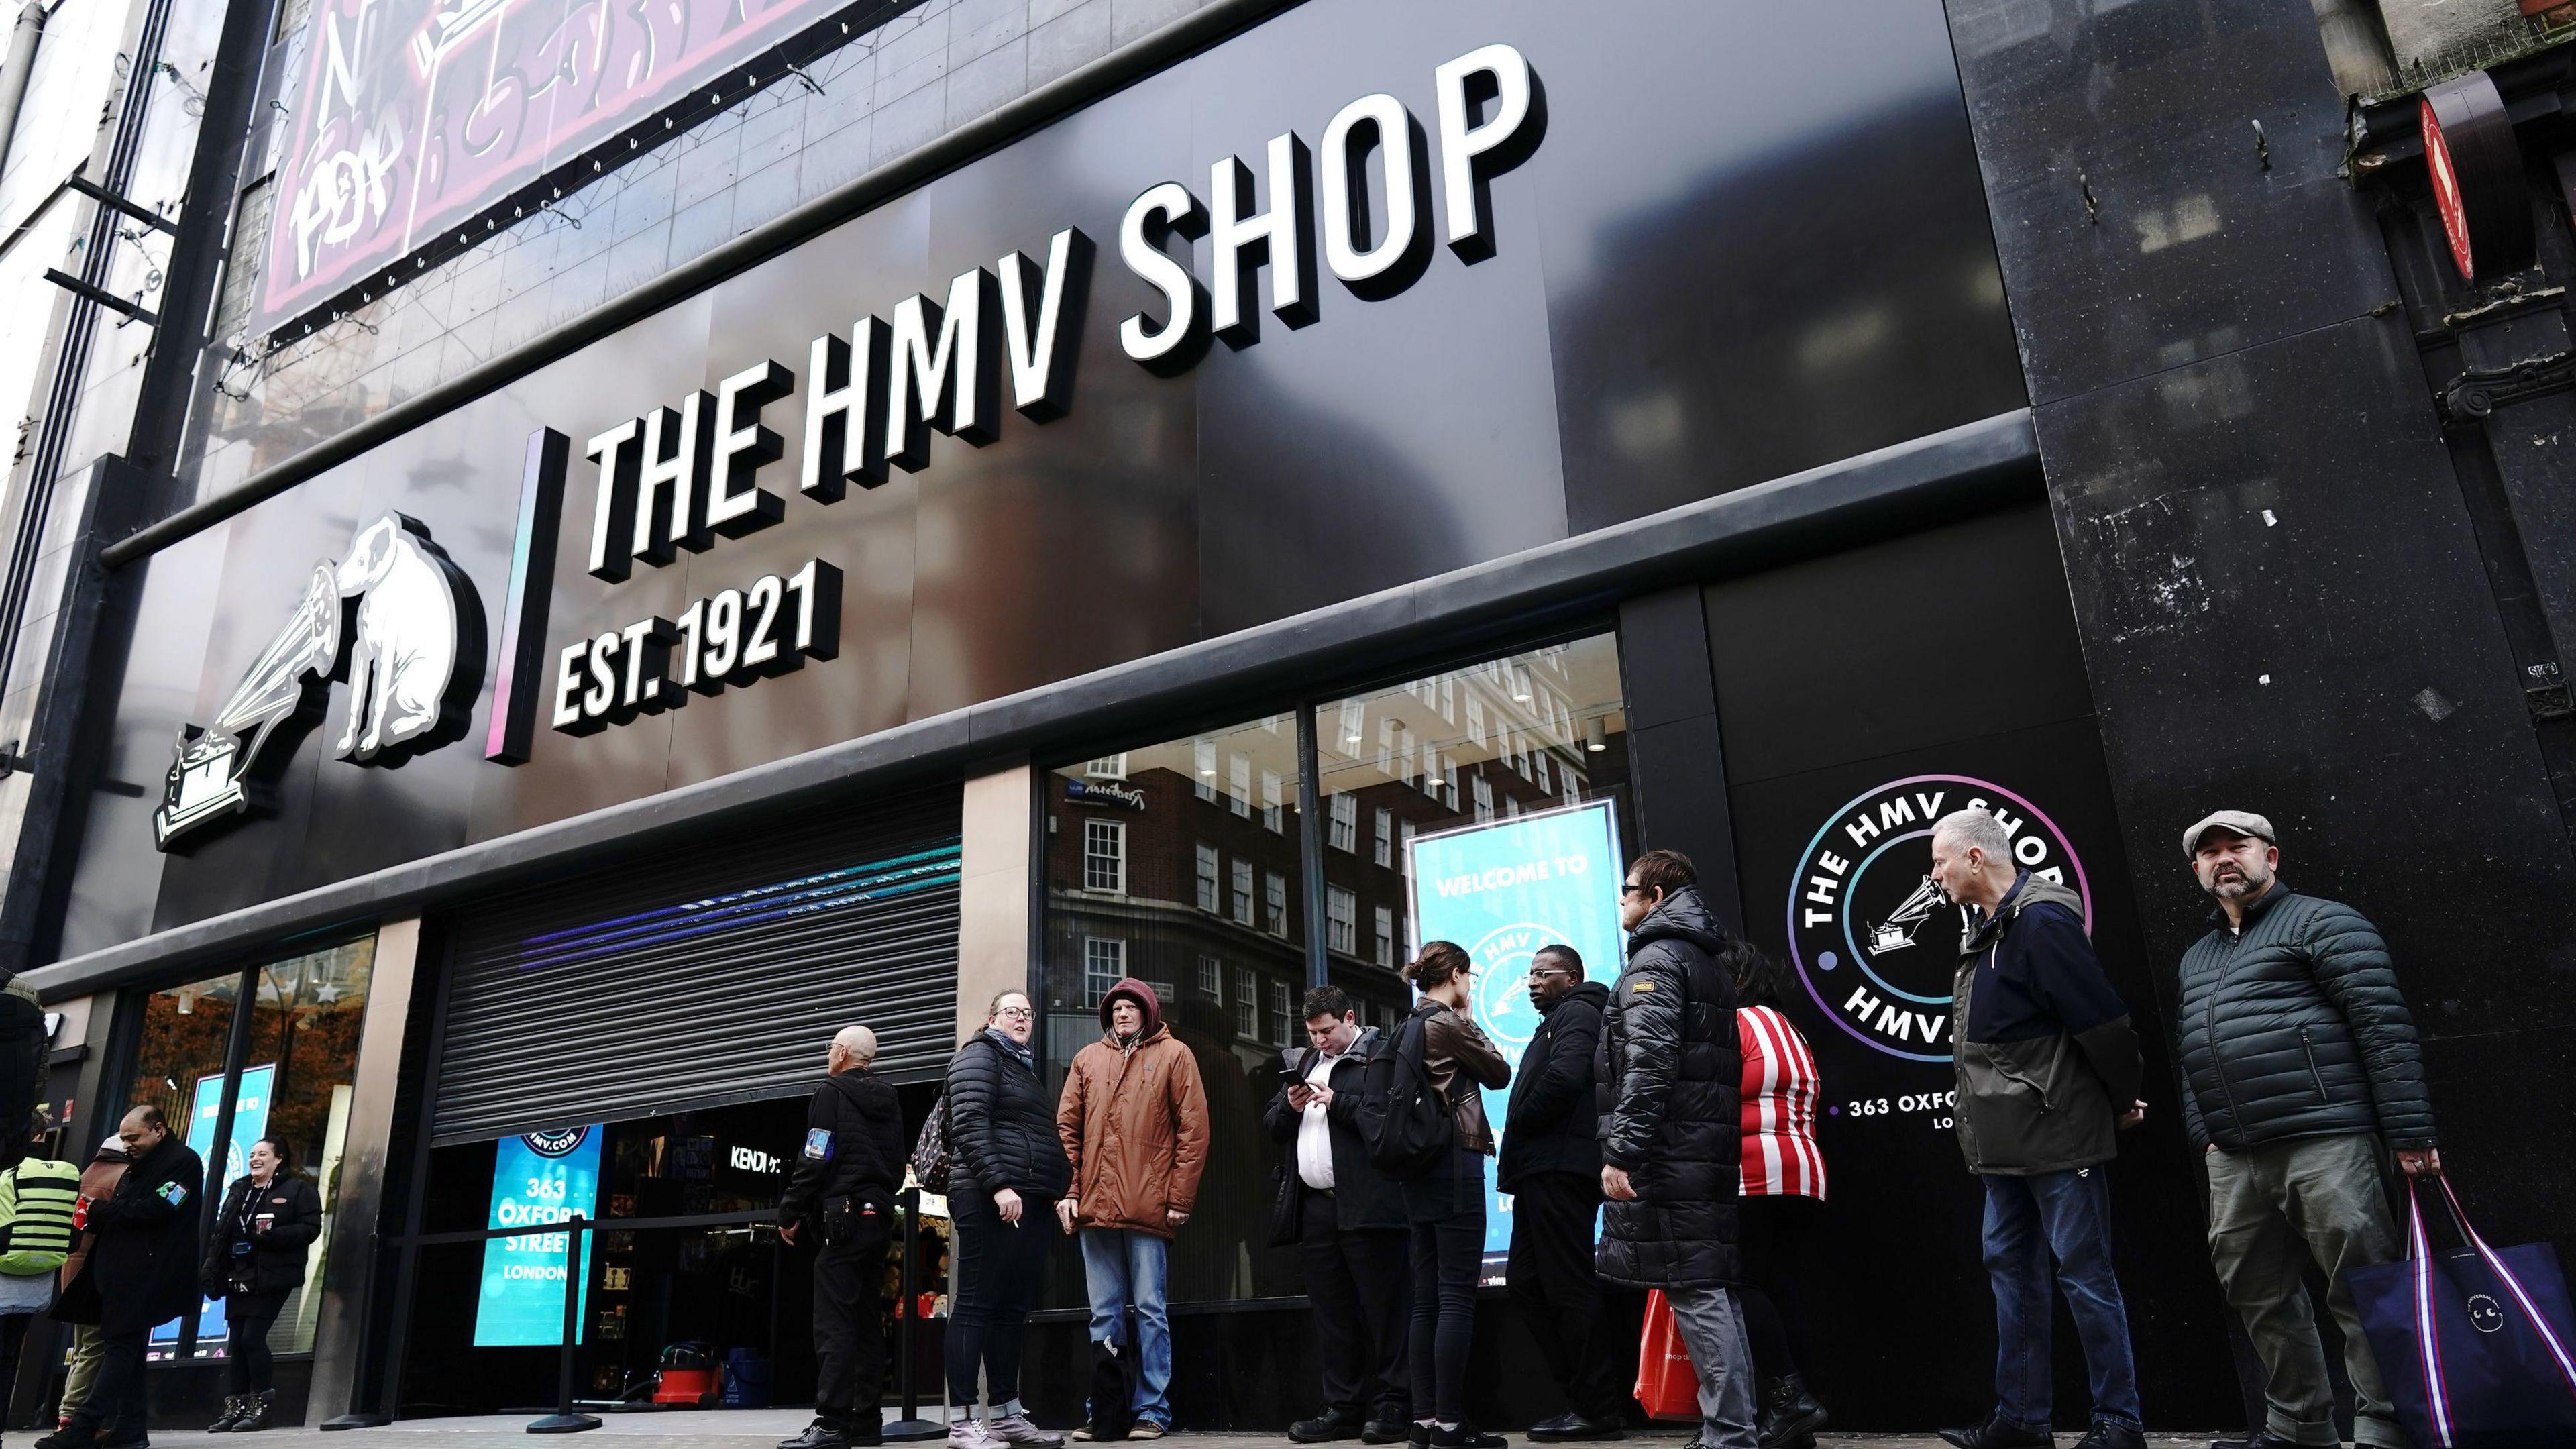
[987,1414,1065,1448]
[948,1419,992,1449]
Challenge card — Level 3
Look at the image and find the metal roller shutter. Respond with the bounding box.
[433,788,963,1144]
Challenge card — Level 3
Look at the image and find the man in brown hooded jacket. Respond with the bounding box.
[1056,979,1209,1438]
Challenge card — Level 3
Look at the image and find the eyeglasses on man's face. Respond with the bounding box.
[1620,881,1648,897]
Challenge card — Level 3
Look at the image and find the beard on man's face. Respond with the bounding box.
[2206,859,2271,900]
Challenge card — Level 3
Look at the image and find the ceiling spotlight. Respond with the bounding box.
[1584,718,1607,753]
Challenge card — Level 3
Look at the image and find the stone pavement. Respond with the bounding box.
[225,1411,2229,1449]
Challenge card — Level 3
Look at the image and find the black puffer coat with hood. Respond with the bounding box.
[1595,886,1741,1289]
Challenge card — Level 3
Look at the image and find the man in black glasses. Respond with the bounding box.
[1503,945,1626,1441]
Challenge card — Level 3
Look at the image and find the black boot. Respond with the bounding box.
[1937,1412,2053,1449]
[205,1397,245,1434]
[228,1392,274,1434]
[1756,1375,1827,1449]
[779,1419,853,1449]
[38,1426,99,1449]
[1290,1413,1365,1444]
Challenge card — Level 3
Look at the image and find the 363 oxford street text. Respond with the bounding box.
[494,41,1543,752]
[551,559,842,735]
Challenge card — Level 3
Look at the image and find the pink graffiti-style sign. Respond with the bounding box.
[258,0,845,332]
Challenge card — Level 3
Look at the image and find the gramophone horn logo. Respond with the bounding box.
[154,512,482,850]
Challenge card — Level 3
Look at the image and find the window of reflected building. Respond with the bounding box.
[1037,631,1630,1307]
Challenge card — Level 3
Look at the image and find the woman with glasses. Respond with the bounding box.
[1394,943,1510,1449]
[943,991,1073,1449]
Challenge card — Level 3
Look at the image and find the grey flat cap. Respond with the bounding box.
[2183,810,2275,859]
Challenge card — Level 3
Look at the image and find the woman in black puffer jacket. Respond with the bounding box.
[942,990,1072,1449]
[199,1138,323,1432]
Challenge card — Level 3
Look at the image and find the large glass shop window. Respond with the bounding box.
[1043,718,1307,1305]
[125,939,375,1362]
[1034,635,1632,1305]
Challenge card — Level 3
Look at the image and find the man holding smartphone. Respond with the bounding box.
[1265,987,1410,1445]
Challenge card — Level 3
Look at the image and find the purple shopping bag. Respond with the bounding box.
[2348,1177,2576,1448]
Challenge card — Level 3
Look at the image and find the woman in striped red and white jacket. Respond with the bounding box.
[1725,941,1830,1449]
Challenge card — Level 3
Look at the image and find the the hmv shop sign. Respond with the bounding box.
[154,43,1545,851]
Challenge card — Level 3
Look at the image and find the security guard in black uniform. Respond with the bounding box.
[780,1025,908,1449]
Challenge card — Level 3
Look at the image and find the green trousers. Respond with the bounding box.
[2204,1132,2404,1449]
[59,1323,103,1419]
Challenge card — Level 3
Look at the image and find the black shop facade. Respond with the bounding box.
[21,0,2245,1434]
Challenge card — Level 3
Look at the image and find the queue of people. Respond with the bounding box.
[779,804,2443,1449]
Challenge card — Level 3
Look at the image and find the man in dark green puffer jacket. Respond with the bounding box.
[2176,810,2439,1449]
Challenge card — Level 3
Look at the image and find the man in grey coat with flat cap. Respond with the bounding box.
[2176,811,2440,1449]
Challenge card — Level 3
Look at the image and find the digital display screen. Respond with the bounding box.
[152,1064,274,1349]
[474,1125,604,1348]
[1405,802,1626,1274]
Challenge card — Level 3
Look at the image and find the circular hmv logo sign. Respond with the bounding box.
[1784,775,2091,1064]
[521,1126,591,1159]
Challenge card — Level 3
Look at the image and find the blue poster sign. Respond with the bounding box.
[474,1126,604,1347]
[151,1064,274,1349]
[1406,802,1625,1266]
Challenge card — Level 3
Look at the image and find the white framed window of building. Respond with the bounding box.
[1271,979,1293,1046]
[1374,808,1393,867]
[1232,859,1254,926]
[1327,887,1357,955]
[1338,700,1366,757]
[1400,821,1417,876]
[1195,843,1220,912]
[1083,819,1126,894]
[1229,753,1252,818]
[1373,905,1395,969]
[1439,674,1455,722]
[1506,795,1523,818]
[1444,759,1460,809]
[1473,775,1493,823]
[1417,740,1438,796]
[1396,726,1415,784]
[1536,751,1554,796]
[1084,938,1126,1007]
[1265,871,1289,938]
[1377,716,1397,775]
[1085,753,1129,780]
[1466,694,1486,747]
[1198,955,1223,1001]
[1194,737,1218,802]
[1330,794,1358,853]
[1261,769,1284,833]
[1234,968,1259,1038]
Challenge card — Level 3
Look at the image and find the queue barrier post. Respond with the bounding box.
[885,1185,943,1442]
[527,1214,600,1434]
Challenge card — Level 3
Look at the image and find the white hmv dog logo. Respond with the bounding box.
[154,513,481,849]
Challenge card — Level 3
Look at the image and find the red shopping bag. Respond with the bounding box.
[1635,1289,1700,1422]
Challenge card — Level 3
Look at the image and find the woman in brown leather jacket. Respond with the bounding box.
[1399,943,1511,1449]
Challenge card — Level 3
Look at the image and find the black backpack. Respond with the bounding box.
[1361,1010,1455,1181]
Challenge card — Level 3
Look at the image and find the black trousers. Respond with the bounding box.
[1506,1172,1627,1422]
[1735,1194,1821,1384]
[945,1188,1058,1408]
[1403,1164,1485,1426]
[227,1289,290,1393]
[815,1218,891,1426]
[75,1328,147,1438]
[1298,1185,1410,1421]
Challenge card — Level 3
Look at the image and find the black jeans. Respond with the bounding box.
[945,1187,1059,1409]
[1299,1185,1410,1421]
[815,1214,892,1426]
[1403,1160,1486,1426]
[227,1289,290,1393]
[1506,1172,1626,1422]
[74,1328,147,1439]
[1735,1195,1821,1385]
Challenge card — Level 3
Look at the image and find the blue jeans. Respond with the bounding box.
[1981,1168,2142,1432]
[1079,1227,1173,1426]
